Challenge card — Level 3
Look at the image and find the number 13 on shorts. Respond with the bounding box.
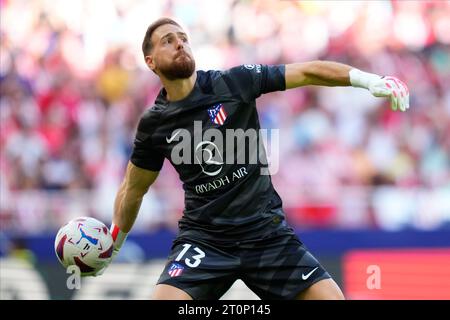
[175,243,206,268]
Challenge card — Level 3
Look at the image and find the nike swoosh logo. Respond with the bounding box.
[302,267,319,280]
[166,129,181,143]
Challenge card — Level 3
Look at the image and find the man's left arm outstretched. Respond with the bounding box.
[285,61,410,112]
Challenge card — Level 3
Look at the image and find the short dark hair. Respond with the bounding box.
[142,18,181,57]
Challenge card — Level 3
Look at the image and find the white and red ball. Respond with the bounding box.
[54,217,114,276]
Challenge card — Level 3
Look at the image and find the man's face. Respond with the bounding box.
[146,24,196,80]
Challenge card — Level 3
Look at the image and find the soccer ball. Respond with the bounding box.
[54,217,114,276]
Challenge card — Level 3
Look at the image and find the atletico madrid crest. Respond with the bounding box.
[168,262,185,277]
[207,104,227,126]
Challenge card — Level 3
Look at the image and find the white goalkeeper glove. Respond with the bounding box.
[349,68,410,112]
[93,223,128,276]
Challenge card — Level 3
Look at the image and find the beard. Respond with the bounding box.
[158,52,196,80]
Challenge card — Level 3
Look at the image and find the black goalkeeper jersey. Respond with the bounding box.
[131,64,294,242]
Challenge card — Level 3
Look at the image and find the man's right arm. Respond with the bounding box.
[115,108,164,233]
[94,161,158,276]
[113,161,159,233]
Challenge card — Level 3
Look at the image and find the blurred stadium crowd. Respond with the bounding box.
[1,0,449,234]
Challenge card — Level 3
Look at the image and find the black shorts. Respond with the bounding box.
[156,230,331,300]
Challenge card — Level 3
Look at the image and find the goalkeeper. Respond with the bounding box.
[97,18,409,300]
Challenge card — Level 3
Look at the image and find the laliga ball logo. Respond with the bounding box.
[54,217,114,276]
